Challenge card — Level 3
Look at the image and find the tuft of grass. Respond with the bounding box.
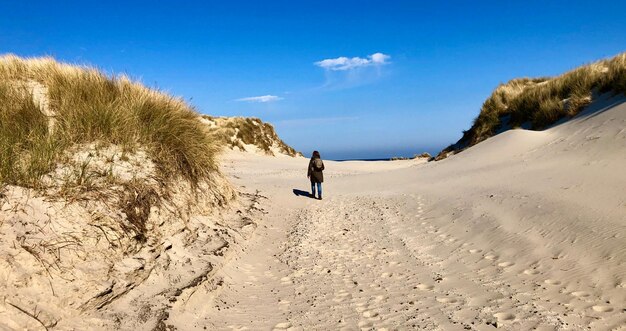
[0,81,58,186]
[0,55,220,187]
[119,180,159,243]
[599,53,626,94]
[437,52,626,159]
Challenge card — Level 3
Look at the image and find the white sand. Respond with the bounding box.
[1,95,625,330]
[169,95,626,330]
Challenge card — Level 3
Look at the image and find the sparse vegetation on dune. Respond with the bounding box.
[437,52,626,160]
[201,115,302,157]
[390,152,432,161]
[0,55,220,187]
[0,60,249,330]
[0,54,236,273]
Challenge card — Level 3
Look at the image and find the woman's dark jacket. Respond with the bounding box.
[308,157,325,183]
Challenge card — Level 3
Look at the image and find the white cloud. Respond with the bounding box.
[235,95,283,103]
[370,52,390,64]
[315,52,390,71]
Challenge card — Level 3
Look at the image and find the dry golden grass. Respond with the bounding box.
[202,115,301,157]
[0,81,54,186]
[437,52,626,160]
[0,55,220,187]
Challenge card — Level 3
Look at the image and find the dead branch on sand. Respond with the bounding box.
[6,301,58,330]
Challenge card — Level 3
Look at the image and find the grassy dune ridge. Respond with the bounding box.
[202,115,302,157]
[0,55,220,187]
[437,52,626,159]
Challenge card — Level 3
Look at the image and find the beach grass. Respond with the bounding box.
[0,81,54,186]
[202,115,301,157]
[0,55,220,187]
[437,52,626,159]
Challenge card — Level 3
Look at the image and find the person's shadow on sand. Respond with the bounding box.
[292,189,313,198]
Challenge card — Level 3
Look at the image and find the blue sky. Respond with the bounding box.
[2,1,626,159]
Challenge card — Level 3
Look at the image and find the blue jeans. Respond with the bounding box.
[311,182,322,197]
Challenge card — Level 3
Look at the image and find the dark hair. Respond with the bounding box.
[312,150,321,159]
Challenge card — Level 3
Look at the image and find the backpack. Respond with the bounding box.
[313,158,323,170]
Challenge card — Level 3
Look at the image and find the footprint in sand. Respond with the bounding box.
[469,249,482,254]
[358,321,373,328]
[333,292,352,303]
[592,305,614,313]
[362,310,379,318]
[355,305,367,313]
[273,322,292,330]
[373,295,387,302]
[498,261,515,267]
[494,312,516,321]
[415,283,434,290]
[523,269,540,275]
[436,297,458,304]
[544,279,562,286]
[571,291,591,298]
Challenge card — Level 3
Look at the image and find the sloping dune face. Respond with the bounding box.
[195,95,625,330]
[330,94,626,329]
[0,55,254,330]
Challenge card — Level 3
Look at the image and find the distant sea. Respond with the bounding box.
[334,158,395,162]
[325,146,443,162]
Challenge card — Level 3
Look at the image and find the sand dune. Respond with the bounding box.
[166,95,626,330]
[1,62,624,329]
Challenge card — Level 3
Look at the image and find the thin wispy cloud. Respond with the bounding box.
[312,52,392,91]
[235,95,283,103]
[315,52,390,71]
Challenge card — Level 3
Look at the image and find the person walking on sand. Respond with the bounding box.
[307,150,325,200]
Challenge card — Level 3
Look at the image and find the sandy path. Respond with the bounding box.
[168,96,626,330]
[195,190,624,330]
